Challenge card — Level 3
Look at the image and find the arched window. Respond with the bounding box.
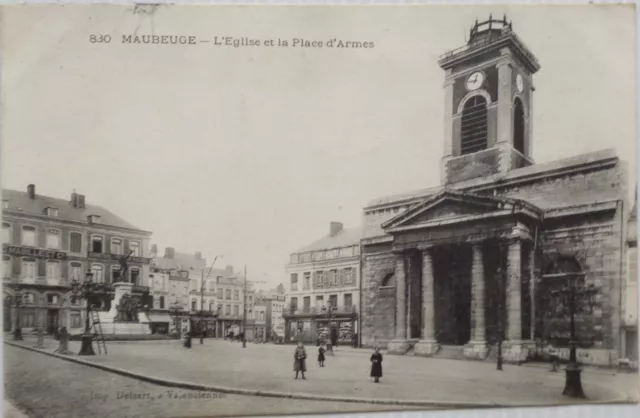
[513,97,525,155]
[22,293,35,304]
[461,95,488,155]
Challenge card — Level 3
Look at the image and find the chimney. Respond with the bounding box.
[27,184,35,199]
[164,247,175,259]
[195,251,202,260]
[70,190,78,208]
[151,244,158,255]
[77,195,85,209]
[329,221,343,237]
[225,265,234,276]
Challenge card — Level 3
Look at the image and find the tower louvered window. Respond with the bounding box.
[460,96,488,155]
[513,98,525,155]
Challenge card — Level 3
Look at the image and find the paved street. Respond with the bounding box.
[6,336,639,408]
[4,344,417,418]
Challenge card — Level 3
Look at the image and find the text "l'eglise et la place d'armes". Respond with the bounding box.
[115,34,374,48]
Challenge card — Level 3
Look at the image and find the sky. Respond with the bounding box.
[0,4,636,289]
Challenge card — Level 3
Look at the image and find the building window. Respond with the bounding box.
[328,270,338,287]
[91,264,104,283]
[192,300,197,310]
[2,200,8,209]
[22,293,35,304]
[46,229,60,249]
[344,267,355,285]
[290,297,298,310]
[233,305,239,316]
[234,290,239,301]
[460,95,488,155]
[209,301,213,311]
[225,289,231,300]
[344,293,353,308]
[513,97,525,155]
[47,294,59,304]
[329,294,338,308]
[45,207,58,217]
[111,266,121,283]
[225,305,230,315]
[21,309,36,328]
[218,288,223,299]
[3,255,11,278]
[160,296,165,309]
[303,296,310,311]
[290,273,298,291]
[88,215,101,224]
[130,269,140,285]
[303,272,311,290]
[21,258,36,278]
[46,261,61,279]
[70,232,82,253]
[21,226,36,247]
[260,312,265,321]
[70,313,82,328]
[129,241,140,257]
[110,238,123,255]
[315,270,325,288]
[2,222,10,244]
[91,236,103,253]
[70,262,82,281]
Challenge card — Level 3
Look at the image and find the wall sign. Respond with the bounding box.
[2,245,67,260]
[87,252,151,264]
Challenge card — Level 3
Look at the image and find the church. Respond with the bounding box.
[359,17,631,365]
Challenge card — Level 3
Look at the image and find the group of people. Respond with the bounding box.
[293,342,383,383]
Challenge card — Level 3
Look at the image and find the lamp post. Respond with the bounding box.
[12,284,23,341]
[168,300,184,339]
[70,270,104,356]
[549,272,597,398]
[199,255,222,344]
[241,265,264,348]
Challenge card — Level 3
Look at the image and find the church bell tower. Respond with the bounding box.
[438,16,541,184]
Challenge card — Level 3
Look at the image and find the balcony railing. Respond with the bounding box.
[283,305,357,317]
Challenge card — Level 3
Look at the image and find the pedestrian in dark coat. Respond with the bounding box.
[293,342,307,379]
[184,331,192,348]
[370,347,383,383]
[318,345,326,367]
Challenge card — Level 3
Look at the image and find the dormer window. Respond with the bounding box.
[45,207,58,217]
[88,215,101,224]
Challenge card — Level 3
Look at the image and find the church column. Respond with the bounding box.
[529,245,536,341]
[394,253,407,340]
[470,243,486,341]
[440,74,455,183]
[415,248,439,356]
[506,239,522,341]
[464,243,489,359]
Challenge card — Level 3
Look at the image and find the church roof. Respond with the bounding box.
[2,188,148,233]
[295,226,362,253]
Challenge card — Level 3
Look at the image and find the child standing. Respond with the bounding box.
[318,345,326,367]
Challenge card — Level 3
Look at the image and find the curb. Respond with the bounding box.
[4,341,632,408]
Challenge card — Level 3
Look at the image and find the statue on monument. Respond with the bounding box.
[114,293,140,323]
[116,250,134,283]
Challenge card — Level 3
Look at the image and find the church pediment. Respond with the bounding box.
[381,189,541,231]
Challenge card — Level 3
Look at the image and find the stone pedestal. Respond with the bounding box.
[388,339,414,355]
[414,340,440,356]
[463,341,489,360]
[502,340,531,363]
[96,282,151,336]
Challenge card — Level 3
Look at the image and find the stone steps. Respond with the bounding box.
[433,345,465,360]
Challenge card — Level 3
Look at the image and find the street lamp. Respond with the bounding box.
[11,286,24,341]
[70,269,103,356]
[199,255,222,343]
[549,272,597,398]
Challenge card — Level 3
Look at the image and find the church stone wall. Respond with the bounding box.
[360,251,396,348]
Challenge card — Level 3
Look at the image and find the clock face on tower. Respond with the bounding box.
[516,74,524,93]
[465,71,484,91]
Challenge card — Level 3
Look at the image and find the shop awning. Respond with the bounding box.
[148,313,172,323]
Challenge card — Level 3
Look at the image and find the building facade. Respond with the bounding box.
[284,222,360,345]
[359,17,631,366]
[622,195,638,360]
[215,267,245,338]
[2,185,152,336]
[256,287,286,342]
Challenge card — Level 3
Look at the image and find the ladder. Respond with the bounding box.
[89,310,107,355]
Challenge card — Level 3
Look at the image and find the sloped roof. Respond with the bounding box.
[153,253,208,272]
[296,226,362,253]
[2,189,146,232]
